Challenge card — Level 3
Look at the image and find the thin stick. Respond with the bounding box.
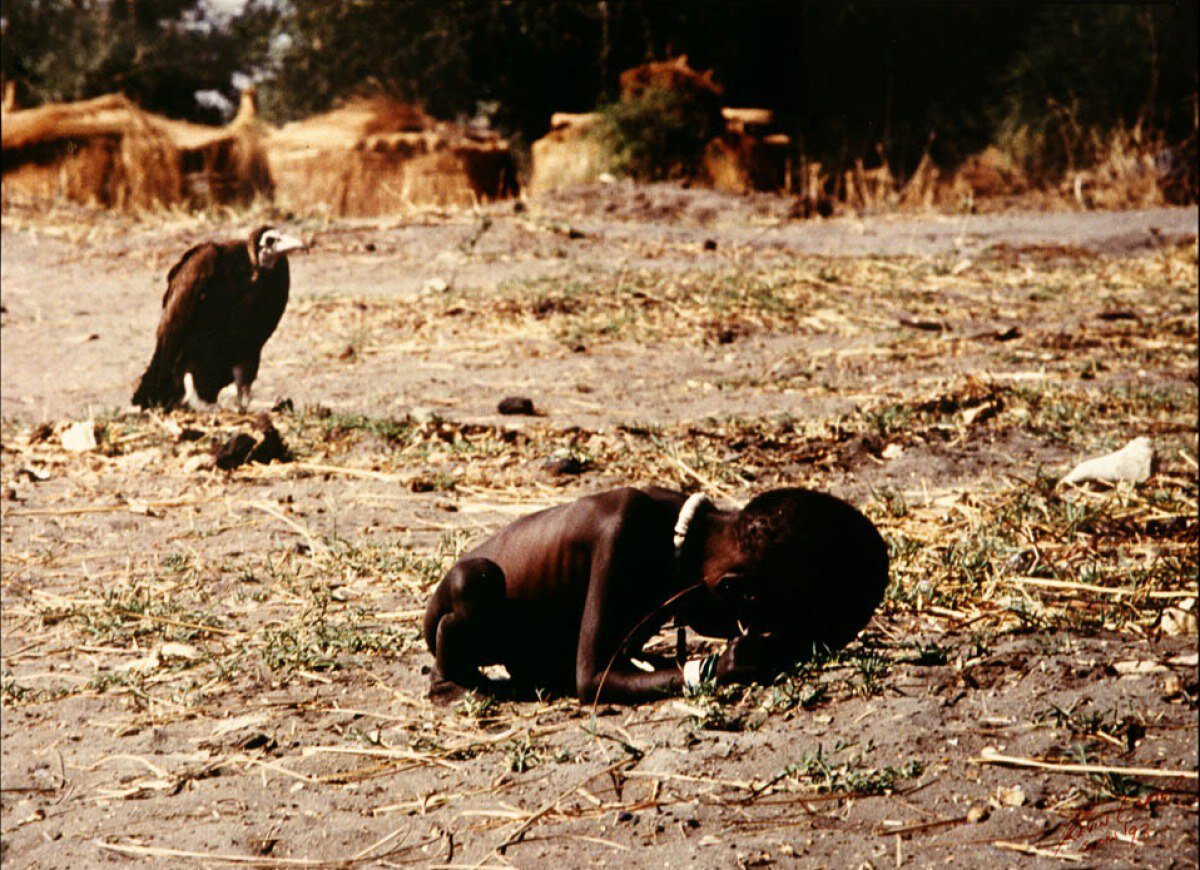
[3,496,206,518]
[1004,576,1195,600]
[350,824,408,861]
[96,835,440,867]
[245,501,327,556]
[991,841,1083,863]
[975,750,1198,780]
[878,815,970,837]
[665,454,739,502]
[497,759,633,850]
[96,840,346,866]
[113,608,239,637]
[294,461,407,483]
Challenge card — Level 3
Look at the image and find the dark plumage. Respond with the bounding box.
[132,225,305,410]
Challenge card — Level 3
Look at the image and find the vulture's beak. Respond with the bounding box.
[275,233,307,254]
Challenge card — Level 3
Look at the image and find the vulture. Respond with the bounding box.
[132,225,305,411]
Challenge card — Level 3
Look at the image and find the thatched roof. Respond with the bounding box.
[1,89,272,209]
[266,97,515,215]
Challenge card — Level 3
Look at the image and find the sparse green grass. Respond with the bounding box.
[779,742,924,796]
[0,236,1193,866]
[260,605,418,676]
[1036,700,1146,752]
[505,736,543,773]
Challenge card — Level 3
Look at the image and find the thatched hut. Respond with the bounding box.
[266,98,516,215]
[701,108,791,193]
[1,88,272,210]
[528,112,611,195]
[530,58,792,196]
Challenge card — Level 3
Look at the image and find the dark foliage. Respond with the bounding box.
[2,1,1195,186]
[1,0,279,124]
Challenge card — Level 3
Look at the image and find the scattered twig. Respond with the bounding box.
[975,749,1198,780]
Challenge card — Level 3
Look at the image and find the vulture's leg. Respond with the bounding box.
[183,373,217,413]
[235,382,251,413]
[232,358,259,413]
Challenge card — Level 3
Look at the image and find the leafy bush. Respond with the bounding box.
[599,87,722,181]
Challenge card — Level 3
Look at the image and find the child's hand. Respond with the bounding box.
[715,633,774,684]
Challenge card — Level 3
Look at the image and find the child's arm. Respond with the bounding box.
[571,491,780,702]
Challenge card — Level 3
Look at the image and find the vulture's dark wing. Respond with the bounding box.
[163,243,209,305]
[132,244,226,408]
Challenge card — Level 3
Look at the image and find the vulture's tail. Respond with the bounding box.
[132,347,184,409]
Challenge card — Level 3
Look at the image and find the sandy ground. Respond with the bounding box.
[1,187,1197,868]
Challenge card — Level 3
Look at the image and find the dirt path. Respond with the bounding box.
[2,191,1197,868]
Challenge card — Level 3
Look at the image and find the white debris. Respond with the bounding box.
[1112,660,1169,676]
[159,642,201,661]
[1161,598,1197,637]
[993,785,1026,807]
[182,453,215,473]
[60,421,98,453]
[480,663,511,681]
[1061,437,1154,486]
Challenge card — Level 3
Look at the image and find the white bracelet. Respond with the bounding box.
[682,654,719,688]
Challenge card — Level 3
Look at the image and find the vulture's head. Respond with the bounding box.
[250,226,306,273]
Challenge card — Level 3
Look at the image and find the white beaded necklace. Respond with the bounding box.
[673,492,711,556]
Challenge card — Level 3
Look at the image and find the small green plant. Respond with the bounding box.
[1,669,29,703]
[456,691,497,721]
[846,650,891,698]
[899,642,949,666]
[506,736,542,773]
[787,743,923,795]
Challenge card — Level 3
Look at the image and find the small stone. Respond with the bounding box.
[966,805,989,823]
[214,432,257,470]
[542,456,589,476]
[248,414,291,465]
[994,785,1026,807]
[498,396,536,416]
[703,238,718,251]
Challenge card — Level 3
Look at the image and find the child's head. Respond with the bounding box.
[711,488,889,651]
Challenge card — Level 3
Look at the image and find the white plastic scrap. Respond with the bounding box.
[60,420,98,453]
[1061,437,1154,486]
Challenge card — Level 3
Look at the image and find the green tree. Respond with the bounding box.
[1,0,278,123]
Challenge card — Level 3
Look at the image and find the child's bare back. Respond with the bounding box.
[423,486,888,704]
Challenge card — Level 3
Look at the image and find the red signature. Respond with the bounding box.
[1053,793,1166,854]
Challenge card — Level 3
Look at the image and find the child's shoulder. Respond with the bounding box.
[580,486,677,517]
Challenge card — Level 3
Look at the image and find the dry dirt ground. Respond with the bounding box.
[1,186,1197,869]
